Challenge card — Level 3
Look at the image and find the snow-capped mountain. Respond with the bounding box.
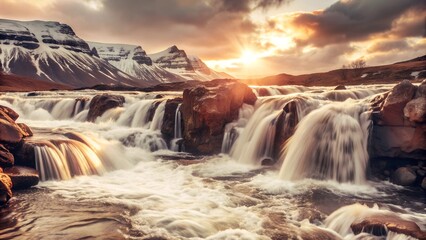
[149,45,233,81]
[0,19,141,87]
[88,42,186,84]
[0,19,233,88]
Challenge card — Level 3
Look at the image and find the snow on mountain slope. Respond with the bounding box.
[89,42,186,84]
[0,19,143,87]
[149,45,233,81]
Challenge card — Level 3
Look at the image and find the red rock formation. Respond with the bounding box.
[182,81,257,154]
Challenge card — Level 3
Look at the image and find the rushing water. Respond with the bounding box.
[0,85,425,239]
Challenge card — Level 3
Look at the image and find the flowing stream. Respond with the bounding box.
[0,85,425,239]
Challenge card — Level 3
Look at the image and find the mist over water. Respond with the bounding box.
[0,85,424,239]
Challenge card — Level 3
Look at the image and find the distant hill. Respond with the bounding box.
[0,72,71,92]
[245,55,426,86]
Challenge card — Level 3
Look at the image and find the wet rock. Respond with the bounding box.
[0,173,12,205]
[417,169,426,177]
[404,97,426,123]
[380,80,416,126]
[421,177,426,189]
[274,99,299,159]
[17,123,33,137]
[257,88,270,96]
[370,92,389,112]
[87,94,125,122]
[0,118,23,144]
[334,85,346,90]
[351,215,426,239]
[4,166,39,189]
[161,98,182,139]
[415,80,426,98]
[391,167,417,186]
[0,106,19,121]
[12,142,36,169]
[182,81,256,154]
[371,125,426,160]
[0,144,14,168]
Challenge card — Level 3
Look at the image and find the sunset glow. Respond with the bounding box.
[0,0,424,78]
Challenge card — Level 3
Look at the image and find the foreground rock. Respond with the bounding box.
[0,144,14,168]
[182,81,257,154]
[87,94,125,122]
[351,215,426,239]
[0,173,13,205]
[371,80,426,161]
[0,105,36,206]
[4,166,39,189]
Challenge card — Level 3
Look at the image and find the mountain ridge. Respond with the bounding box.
[0,18,233,88]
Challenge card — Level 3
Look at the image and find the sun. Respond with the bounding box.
[240,50,258,65]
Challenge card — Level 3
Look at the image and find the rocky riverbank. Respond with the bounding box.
[370,80,426,189]
[0,106,39,206]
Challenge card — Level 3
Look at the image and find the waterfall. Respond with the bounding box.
[34,132,131,181]
[278,102,371,183]
[149,101,166,131]
[171,103,184,152]
[227,97,319,165]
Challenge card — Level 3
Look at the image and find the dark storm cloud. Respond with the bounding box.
[284,0,426,46]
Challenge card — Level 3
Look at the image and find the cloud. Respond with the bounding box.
[276,0,425,47]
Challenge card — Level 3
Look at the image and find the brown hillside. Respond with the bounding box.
[0,72,71,92]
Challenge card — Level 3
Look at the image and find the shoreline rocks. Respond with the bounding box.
[370,80,426,189]
[0,105,39,206]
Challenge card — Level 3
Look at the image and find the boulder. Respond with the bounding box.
[351,215,426,239]
[161,98,182,140]
[0,106,19,121]
[12,141,36,169]
[87,94,125,122]
[0,118,23,144]
[0,173,12,205]
[371,125,426,160]
[182,82,256,154]
[380,80,416,126]
[4,166,39,189]
[404,97,426,123]
[17,123,33,137]
[421,177,426,189]
[415,80,426,98]
[334,85,346,90]
[391,167,417,186]
[0,144,14,168]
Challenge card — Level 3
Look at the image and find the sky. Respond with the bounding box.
[0,0,425,78]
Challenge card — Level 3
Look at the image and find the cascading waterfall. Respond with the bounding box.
[34,132,131,181]
[171,103,184,152]
[278,101,372,183]
[226,96,319,165]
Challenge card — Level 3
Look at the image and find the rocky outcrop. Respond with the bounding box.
[0,173,12,205]
[371,80,426,161]
[3,166,39,189]
[0,144,14,168]
[0,105,37,206]
[87,94,125,122]
[182,81,257,154]
[161,98,182,140]
[351,215,426,239]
